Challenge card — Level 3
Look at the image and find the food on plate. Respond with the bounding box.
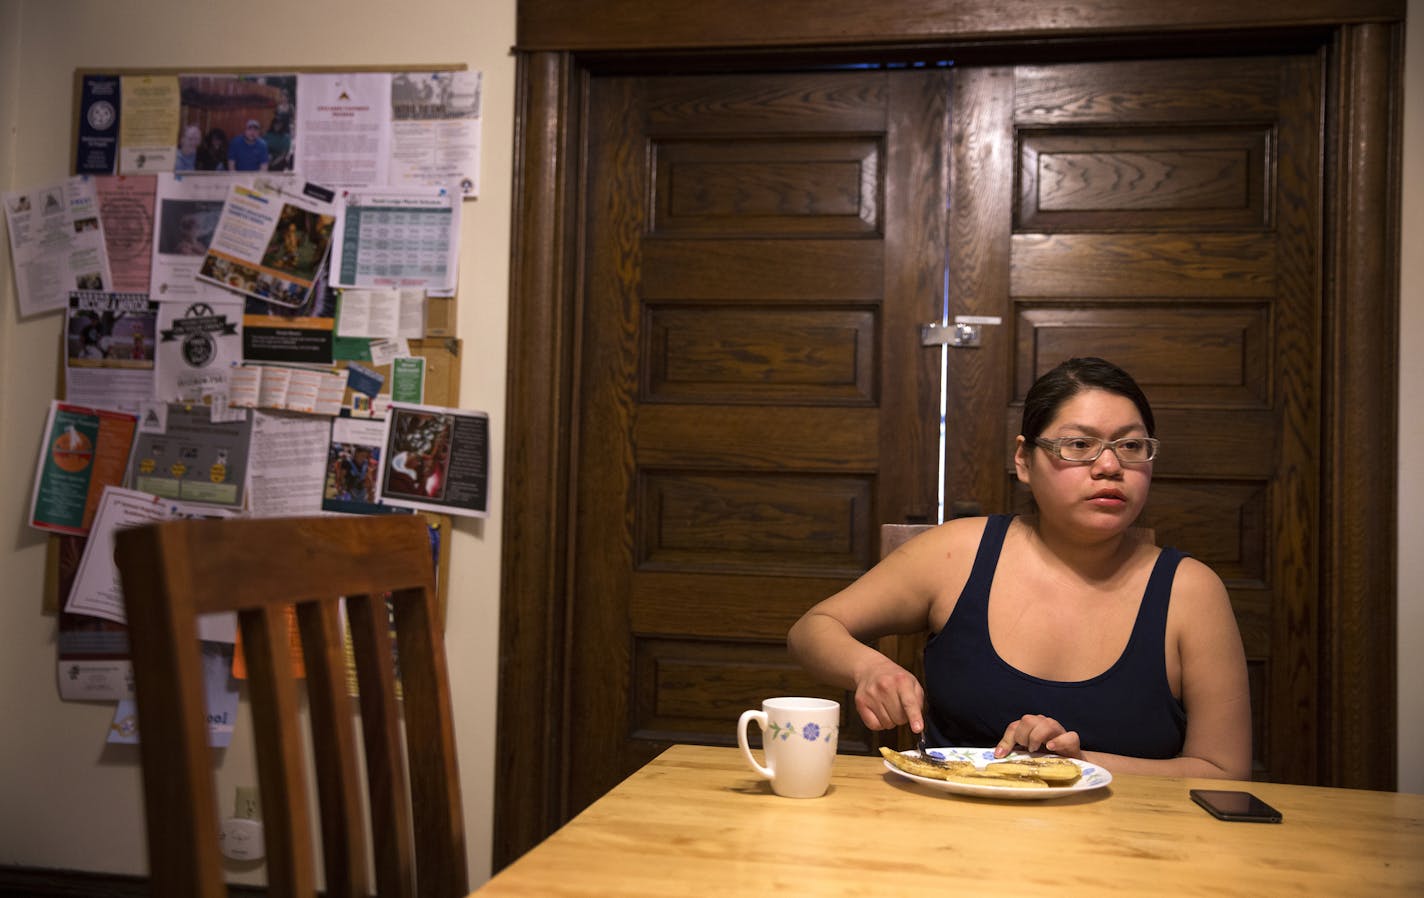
[878,746,973,779]
[977,757,1082,784]
[939,771,1049,789]
[879,747,1082,788]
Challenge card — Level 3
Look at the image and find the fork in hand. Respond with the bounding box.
[916,729,951,767]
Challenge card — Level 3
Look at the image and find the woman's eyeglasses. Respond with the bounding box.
[1034,436,1159,464]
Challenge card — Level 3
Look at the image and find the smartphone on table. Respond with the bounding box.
[1190,789,1283,823]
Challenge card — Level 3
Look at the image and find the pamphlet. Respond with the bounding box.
[30,401,140,536]
[329,187,459,291]
[108,642,241,747]
[377,402,488,518]
[197,178,336,310]
[154,298,244,402]
[3,176,114,317]
[126,402,252,508]
[63,291,158,414]
[64,486,172,625]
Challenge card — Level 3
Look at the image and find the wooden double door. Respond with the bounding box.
[561,51,1324,816]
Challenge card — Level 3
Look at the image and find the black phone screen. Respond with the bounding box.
[1190,789,1283,823]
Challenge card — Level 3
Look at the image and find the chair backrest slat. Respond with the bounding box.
[394,587,468,897]
[348,591,418,897]
[240,603,316,897]
[295,599,369,898]
[117,522,227,898]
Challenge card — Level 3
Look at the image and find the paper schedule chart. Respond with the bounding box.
[330,188,459,291]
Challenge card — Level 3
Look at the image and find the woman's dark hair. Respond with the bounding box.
[1020,357,1155,442]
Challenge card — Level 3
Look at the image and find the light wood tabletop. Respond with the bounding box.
[475,743,1424,897]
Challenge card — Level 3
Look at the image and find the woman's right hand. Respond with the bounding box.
[853,657,925,732]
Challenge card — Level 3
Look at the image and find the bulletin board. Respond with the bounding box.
[36,61,482,629]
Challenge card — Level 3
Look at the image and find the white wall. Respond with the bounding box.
[0,0,513,886]
[0,0,1420,889]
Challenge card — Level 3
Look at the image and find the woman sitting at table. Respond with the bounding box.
[787,357,1252,780]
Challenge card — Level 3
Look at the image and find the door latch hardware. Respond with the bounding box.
[920,316,1000,348]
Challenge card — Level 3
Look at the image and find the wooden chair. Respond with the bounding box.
[115,514,467,898]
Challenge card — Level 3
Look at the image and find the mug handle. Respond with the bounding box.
[737,709,774,780]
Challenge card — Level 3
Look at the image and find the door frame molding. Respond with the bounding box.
[496,1,1403,869]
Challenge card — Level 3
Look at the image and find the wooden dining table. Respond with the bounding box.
[474,743,1424,896]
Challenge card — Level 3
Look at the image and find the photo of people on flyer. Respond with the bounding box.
[384,408,451,501]
[376,403,488,519]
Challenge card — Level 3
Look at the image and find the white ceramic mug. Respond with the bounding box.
[736,696,840,798]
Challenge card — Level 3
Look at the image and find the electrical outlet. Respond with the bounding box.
[222,786,265,861]
[234,786,261,820]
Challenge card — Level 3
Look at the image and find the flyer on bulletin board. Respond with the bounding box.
[2,176,115,318]
[29,401,140,536]
[197,178,336,311]
[126,401,252,508]
[108,642,240,746]
[63,486,173,625]
[377,402,488,518]
[74,74,121,175]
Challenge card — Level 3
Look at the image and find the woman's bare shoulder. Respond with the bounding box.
[1168,555,1236,625]
[887,516,991,578]
[1172,554,1228,594]
[909,516,991,552]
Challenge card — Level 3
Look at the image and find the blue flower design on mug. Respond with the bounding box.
[766,718,838,744]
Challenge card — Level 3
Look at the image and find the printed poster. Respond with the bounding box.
[322,416,387,515]
[155,299,243,402]
[127,402,252,508]
[197,179,336,310]
[94,175,157,293]
[329,187,459,291]
[377,402,488,518]
[149,172,253,303]
[293,72,389,187]
[64,291,158,414]
[117,75,180,174]
[29,401,140,536]
[389,71,482,198]
[108,642,240,747]
[3,176,114,317]
[64,486,172,625]
[75,74,121,175]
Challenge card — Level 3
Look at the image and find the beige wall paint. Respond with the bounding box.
[0,0,1419,888]
[0,0,513,886]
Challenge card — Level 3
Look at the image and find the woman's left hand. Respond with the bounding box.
[994,714,1083,759]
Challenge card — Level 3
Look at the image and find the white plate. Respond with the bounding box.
[882,746,1112,800]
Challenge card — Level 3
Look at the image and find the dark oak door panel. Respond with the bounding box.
[946,55,1320,783]
[569,70,945,813]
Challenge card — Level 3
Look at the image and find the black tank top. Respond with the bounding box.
[923,514,1187,758]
